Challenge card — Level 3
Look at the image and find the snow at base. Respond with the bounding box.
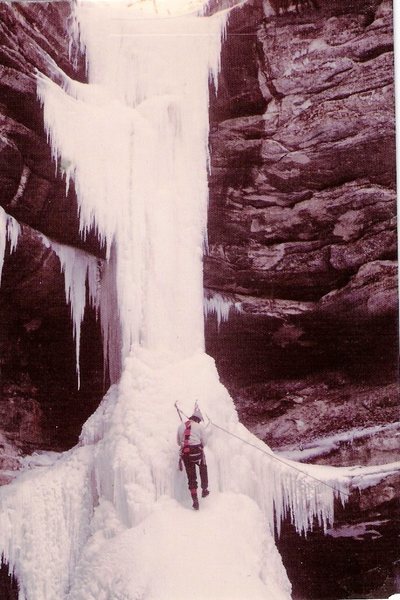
[68,494,289,600]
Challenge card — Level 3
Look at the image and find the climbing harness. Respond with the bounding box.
[182,420,192,456]
[176,403,208,471]
[180,419,205,464]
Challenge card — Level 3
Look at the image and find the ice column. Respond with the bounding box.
[37,2,227,377]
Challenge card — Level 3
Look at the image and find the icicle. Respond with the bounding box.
[98,246,123,384]
[204,290,242,328]
[0,207,21,284]
[50,240,101,389]
[7,214,20,254]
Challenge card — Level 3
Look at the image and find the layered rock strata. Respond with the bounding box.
[206,0,397,447]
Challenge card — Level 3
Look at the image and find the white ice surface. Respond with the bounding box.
[0,446,95,600]
[67,493,290,600]
[37,3,227,381]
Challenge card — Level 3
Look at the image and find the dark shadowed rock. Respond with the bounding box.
[319,259,398,320]
[210,0,267,121]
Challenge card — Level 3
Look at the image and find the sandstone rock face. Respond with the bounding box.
[238,378,399,450]
[208,0,395,298]
[0,381,44,486]
[206,0,397,409]
[205,7,399,573]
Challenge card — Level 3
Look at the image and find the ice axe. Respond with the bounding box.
[174,402,186,471]
[174,401,183,422]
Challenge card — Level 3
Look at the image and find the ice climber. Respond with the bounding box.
[177,404,209,510]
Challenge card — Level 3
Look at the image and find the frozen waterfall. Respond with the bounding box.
[36,0,227,378]
[0,2,355,599]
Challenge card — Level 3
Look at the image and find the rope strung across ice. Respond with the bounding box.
[176,402,350,498]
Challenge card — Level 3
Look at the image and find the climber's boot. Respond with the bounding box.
[191,489,199,510]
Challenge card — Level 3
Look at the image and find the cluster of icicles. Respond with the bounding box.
[0,207,20,283]
[0,207,242,389]
[0,2,351,599]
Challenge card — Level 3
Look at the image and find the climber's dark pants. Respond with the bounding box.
[182,445,208,492]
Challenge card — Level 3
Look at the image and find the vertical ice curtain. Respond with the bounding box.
[37,0,227,381]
